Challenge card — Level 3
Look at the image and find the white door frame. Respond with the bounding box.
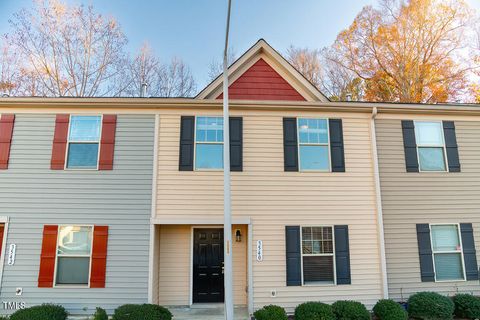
[190,225,224,306]
[189,224,253,309]
[0,216,10,290]
[247,222,253,315]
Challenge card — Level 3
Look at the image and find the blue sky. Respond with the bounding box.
[1,0,479,88]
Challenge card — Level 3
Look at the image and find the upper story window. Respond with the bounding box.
[55,226,93,286]
[195,116,224,170]
[430,224,465,282]
[297,118,330,171]
[66,116,102,169]
[301,226,335,284]
[414,121,447,172]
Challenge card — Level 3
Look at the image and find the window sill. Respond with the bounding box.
[434,279,466,283]
[417,170,449,173]
[53,284,90,288]
[302,282,336,287]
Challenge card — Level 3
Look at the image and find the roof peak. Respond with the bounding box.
[196,39,329,102]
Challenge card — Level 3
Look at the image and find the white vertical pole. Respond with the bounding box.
[370,107,389,298]
[223,1,234,319]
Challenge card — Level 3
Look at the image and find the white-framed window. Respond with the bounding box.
[195,116,224,170]
[54,225,93,286]
[66,115,102,169]
[430,224,466,282]
[301,226,335,285]
[297,118,330,171]
[414,121,447,172]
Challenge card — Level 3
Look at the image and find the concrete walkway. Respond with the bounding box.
[170,304,250,320]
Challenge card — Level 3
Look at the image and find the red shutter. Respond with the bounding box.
[38,225,58,287]
[50,115,70,170]
[98,115,117,170]
[0,114,15,169]
[90,226,108,288]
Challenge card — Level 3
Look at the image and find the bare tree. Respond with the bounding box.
[286,46,363,101]
[208,48,236,81]
[121,45,197,97]
[8,0,128,97]
[0,36,19,96]
[118,43,162,97]
[473,22,480,102]
[0,35,46,96]
[157,57,196,97]
[286,46,322,88]
[321,50,364,101]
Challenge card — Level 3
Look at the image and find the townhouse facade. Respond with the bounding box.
[0,40,478,317]
[0,110,156,315]
[376,112,480,300]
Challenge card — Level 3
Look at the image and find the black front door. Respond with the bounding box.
[193,228,224,303]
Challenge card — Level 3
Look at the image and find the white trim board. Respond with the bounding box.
[151,217,251,225]
[0,217,10,291]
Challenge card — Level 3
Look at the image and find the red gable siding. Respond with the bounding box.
[217,58,306,101]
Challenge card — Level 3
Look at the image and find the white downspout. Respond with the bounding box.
[247,223,254,316]
[370,107,389,299]
[148,114,160,304]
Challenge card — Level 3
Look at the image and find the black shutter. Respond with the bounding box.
[229,117,243,172]
[443,121,461,172]
[334,225,351,285]
[329,119,345,172]
[283,118,298,172]
[179,116,195,171]
[460,223,478,281]
[416,224,435,282]
[285,226,301,286]
[402,120,419,172]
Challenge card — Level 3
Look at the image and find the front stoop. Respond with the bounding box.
[170,304,250,320]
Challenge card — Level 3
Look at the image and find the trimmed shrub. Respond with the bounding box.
[0,316,8,320]
[294,302,335,320]
[332,300,370,320]
[254,305,288,320]
[373,299,407,320]
[93,307,109,320]
[407,292,454,320]
[453,294,480,319]
[112,304,172,320]
[9,304,68,320]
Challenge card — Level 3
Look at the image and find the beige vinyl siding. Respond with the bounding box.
[155,109,383,312]
[156,225,247,306]
[376,117,480,301]
[151,225,160,305]
[157,225,191,305]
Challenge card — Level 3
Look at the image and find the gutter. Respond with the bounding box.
[370,107,389,299]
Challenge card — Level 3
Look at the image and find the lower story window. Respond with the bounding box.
[55,226,93,286]
[301,226,335,284]
[431,224,465,281]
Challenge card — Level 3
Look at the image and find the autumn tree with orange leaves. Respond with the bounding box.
[327,0,477,103]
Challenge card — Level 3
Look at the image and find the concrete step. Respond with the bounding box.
[170,305,250,320]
